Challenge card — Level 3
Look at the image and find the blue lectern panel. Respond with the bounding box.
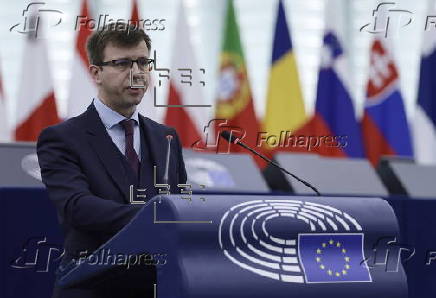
[384,159,436,198]
[58,195,407,298]
[0,143,43,187]
[275,153,388,196]
[182,149,269,192]
[0,188,63,298]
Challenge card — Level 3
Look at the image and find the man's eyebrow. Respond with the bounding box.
[109,56,149,60]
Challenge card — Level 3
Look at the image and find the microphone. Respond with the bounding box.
[220,131,321,196]
[163,134,173,185]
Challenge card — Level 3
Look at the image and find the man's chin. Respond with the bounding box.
[125,89,145,102]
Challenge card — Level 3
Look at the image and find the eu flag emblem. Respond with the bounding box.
[298,233,372,283]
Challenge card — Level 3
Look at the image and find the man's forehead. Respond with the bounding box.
[103,41,149,59]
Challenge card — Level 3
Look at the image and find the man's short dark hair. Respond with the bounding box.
[86,22,151,65]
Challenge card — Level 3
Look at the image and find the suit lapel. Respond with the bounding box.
[84,104,131,203]
[139,115,167,186]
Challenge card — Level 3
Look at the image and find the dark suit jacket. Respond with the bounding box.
[37,103,187,297]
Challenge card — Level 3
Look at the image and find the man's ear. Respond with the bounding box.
[89,65,102,85]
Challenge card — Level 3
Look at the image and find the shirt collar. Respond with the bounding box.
[93,98,139,129]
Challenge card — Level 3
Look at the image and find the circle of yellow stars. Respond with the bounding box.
[315,239,351,277]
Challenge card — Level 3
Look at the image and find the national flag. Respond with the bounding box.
[0,59,10,141]
[66,0,97,117]
[130,0,140,24]
[298,233,371,283]
[215,0,267,168]
[263,0,306,153]
[163,1,209,148]
[414,0,436,164]
[361,37,413,166]
[15,14,60,141]
[131,0,162,123]
[295,0,363,158]
[137,70,161,122]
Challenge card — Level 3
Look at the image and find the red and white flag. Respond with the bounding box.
[163,2,210,147]
[15,16,60,141]
[0,59,10,141]
[132,0,161,123]
[66,0,97,117]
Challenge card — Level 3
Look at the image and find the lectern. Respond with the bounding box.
[58,195,407,298]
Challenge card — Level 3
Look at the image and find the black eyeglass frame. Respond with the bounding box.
[96,57,154,71]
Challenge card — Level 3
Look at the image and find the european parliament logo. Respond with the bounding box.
[218,200,372,284]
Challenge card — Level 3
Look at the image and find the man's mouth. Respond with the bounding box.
[126,85,145,89]
[126,82,146,89]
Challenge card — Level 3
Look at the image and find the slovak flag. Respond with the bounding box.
[414,0,436,164]
[361,38,413,166]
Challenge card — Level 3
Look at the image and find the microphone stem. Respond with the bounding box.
[236,141,321,196]
[163,137,171,184]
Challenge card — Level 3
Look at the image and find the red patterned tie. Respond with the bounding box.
[119,119,139,175]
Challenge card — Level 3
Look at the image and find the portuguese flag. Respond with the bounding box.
[215,0,267,168]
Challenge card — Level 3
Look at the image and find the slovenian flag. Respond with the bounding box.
[414,0,436,164]
[361,37,413,166]
[305,0,363,158]
[289,0,362,158]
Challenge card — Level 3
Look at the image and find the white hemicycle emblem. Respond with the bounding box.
[218,200,364,283]
[21,153,42,181]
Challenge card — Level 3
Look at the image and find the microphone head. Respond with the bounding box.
[220,130,239,144]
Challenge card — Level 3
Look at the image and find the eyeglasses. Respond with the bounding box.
[96,57,154,72]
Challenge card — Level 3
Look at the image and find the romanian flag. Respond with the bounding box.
[263,0,306,153]
[215,0,266,168]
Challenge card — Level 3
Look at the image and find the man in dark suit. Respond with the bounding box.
[37,22,187,298]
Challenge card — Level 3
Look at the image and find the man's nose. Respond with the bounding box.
[130,63,145,82]
[130,61,143,74]
[129,63,146,87]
